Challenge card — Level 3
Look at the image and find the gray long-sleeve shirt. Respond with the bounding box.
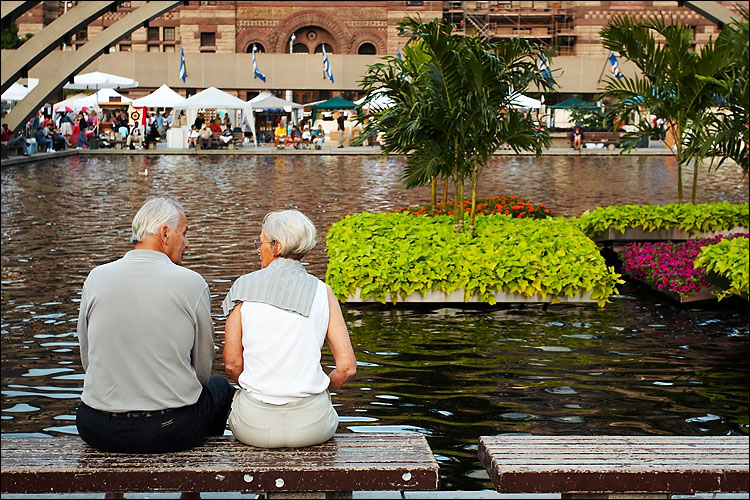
[77,249,214,412]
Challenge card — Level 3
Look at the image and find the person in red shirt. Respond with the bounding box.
[1,124,12,142]
[209,118,222,135]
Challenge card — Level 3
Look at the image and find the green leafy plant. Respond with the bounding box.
[694,235,749,300]
[599,15,735,203]
[395,194,554,219]
[326,212,623,307]
[355,17,554,235]
[571,202,749,237]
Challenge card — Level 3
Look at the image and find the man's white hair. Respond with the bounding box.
[262,210,317,259]
[131,196,184,244]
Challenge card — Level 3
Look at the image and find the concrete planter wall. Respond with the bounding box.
[631,277,720,303]
[346,287,595,304]
[592,226,748,243]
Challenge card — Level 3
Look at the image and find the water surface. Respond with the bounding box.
[1,154,748,490]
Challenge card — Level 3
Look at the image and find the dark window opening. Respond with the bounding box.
[314,43,333,54]
[357,42,376,55]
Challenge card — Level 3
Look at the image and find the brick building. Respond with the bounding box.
[13,1,749,102]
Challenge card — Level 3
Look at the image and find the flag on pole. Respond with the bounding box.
[322,45,334,84]
[397,45,402,60]
[252,44,266,82]
[537,51,554,83]
[179,44,187,82]
[608,52,624,78]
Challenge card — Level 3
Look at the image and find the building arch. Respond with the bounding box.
[350,29,387,55]
[236,29,271,54]
[272,10,351,53]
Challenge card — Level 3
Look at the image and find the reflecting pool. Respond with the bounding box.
[1,154,748,490]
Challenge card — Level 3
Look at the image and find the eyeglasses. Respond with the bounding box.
[253,239,275,249]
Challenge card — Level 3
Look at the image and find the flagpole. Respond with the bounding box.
[596,55,609,84]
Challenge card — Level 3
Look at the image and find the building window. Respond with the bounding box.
[163,44,175,52]
[163,27,175,41]
[406,1,424,5]
[148,27,159,41]
[148,44,160,52]
[246,43,265,53]
[119,44,131,52]
[77,29,87,41]
[200,31,216,47]
[357,42,376,55]
[292,43,309,54]
[314,43,333,54]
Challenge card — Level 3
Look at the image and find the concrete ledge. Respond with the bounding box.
[346,287,595,305]
[594,226,749,242]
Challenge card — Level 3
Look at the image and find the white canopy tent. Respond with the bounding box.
[245,91,303,146]
[354,89,394,111]
[131,84,186,108]
[173,86,248,132]
[509,93,542,109]
[64,71,139,90]
[53,89,131,113]
[53,93,97,113]
[2,83,30,102]
[96,88,132,104]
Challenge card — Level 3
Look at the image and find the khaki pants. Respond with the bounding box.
[229,389,338,448]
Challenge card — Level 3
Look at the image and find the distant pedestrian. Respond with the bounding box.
[77,112,89,149]
[337,111,346,148]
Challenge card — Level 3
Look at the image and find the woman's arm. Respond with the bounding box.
[324,285,356,392]
[223,303,244,384]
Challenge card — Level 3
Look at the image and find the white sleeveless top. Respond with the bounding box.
[237,280,330,405]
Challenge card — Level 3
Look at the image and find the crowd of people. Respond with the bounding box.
[0,108,100,155]
[3,106,385,156]
[271,117,327,150]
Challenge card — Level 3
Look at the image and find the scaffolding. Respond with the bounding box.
[444,1,575,54]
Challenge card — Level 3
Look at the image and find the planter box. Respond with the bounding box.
[592,226,748,243]
[346,287,595,304]
[632,277,720,303]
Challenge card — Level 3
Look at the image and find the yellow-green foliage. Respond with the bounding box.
[326,212,623,307]
[694,236,749,300]
[571,202,749,237]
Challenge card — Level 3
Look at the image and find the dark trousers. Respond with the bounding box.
[76,375,234,453]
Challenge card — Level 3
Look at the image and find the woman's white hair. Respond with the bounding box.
[262,210,317,259]
[131,196,184,243]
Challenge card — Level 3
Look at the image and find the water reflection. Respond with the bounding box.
[1,154,748,490]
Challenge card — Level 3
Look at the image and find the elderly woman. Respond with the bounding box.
[222,210,356,448]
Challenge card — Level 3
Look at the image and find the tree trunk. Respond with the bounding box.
[430,177,437,213]
[453,177,461,232]
[672,121,683,204]
[469,173,479,237]
[691,158,698,204]
[457,178,465,232]
[443,178,449,207]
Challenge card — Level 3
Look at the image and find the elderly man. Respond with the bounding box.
[75,196,233,453]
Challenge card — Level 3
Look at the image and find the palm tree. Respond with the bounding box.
[356,17,553,235]
[599,15,734,204]
[686,6,748,175]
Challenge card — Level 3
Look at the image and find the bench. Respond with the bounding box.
[211,132,232,149]
[229,131,244,150]
[2,142,25,158]
[573,131,621,149]
[2,433,439,498]
[479,435,749,499]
